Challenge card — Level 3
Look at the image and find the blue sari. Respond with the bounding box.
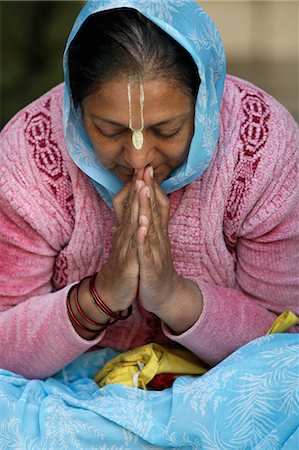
[1,334,298,449]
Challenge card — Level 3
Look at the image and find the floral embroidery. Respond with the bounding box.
[225,89,271,248]
[24,99,75,222]
[52,253,68,290]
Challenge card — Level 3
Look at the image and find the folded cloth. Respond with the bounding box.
[94,343,208,389]
[266,310,299,334]
[94,310,298,390]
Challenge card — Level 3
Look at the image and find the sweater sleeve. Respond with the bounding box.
[0,95,105,379]
[164,172,299,365]
[0,193,106,379]
[163,82,299,365]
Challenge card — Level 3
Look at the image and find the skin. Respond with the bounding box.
[69,76,203,339]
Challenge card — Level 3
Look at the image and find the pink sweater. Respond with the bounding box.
[0,75,298,379]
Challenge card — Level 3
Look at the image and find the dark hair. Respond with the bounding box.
[68,8,200,107]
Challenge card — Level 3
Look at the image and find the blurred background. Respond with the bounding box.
[1,0,298,129]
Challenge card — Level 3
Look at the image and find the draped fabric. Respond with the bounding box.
[63,0,226,207]
[1,334,298,449]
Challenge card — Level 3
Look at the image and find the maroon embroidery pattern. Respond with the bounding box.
[225,89,270,248]
[52,253,68,290]
[24,99,75,221]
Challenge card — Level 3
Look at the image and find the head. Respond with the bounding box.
[68,8,200,184]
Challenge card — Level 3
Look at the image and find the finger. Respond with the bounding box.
[143,166,165,233]
[117,179,145,261]
[112,174,139,225]
[135,214,154,268]
[154,183,170,231]
[112,182,132,224]
[136,213,149,245]
[129,179,144,227]
[135,168,145,180]
[148,182,161,223]
[114,179,144,259]
[143,165,154,186]
[138,184,156,239]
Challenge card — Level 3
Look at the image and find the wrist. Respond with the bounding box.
[67,281,110,340]
[67,274,133,340]
[79,277,112,324]
[156,277,203,335]
[96,268,137,312]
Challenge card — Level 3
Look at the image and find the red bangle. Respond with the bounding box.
[89,274,132,321]
[74,282,116,327]
[67,285,107,333]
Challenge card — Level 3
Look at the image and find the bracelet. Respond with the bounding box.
[89,274,132,321]
[67,285,108,333]
[74,282,116,327]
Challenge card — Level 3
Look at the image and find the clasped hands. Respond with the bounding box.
[97,166,203,333]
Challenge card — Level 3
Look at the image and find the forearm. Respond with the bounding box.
[162,279,298,365]
[0,205,105,378]
[0,286,105,379]
[67,277,111,340]
[155,276,203,334]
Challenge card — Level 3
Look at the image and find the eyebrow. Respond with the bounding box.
[92,111,190,128]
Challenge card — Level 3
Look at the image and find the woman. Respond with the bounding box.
[0,1,298,448]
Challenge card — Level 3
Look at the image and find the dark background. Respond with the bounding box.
[1,1,298,130]
[1,1,82,129]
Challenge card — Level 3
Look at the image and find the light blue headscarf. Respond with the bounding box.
[63,0,226,207]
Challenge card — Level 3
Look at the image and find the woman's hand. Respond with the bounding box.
[95,173,144,312]
[93,166,203,335]
[135,167,177,312]
[68,176,146,340]
[135,166,203,334]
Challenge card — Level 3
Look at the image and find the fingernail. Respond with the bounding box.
[149,166,154,178]
[135,180,143,191]
[139,214,149,227]
[146,186,150,199]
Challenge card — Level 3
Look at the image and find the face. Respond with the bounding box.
[82,76,195,184]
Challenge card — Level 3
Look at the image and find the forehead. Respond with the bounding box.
[83,76,193,123]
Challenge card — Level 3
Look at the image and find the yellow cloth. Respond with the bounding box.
[94,343,207,389]
[266,310,299,334]
[94,311,298,389]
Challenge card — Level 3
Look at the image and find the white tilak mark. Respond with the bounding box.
[128,76,145,150]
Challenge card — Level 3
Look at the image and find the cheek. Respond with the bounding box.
[160,139,190,166]
[90,137,123,166]
[83,123,123,166]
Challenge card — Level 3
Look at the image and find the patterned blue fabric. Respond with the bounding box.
[1,334,298,449]
[62,0,226,207]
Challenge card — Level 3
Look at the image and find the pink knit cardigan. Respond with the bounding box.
[0,75,298,379]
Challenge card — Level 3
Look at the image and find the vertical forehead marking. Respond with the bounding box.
[128,76,144,150]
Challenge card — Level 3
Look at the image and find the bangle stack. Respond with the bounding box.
[89,274,132,320]
[67,275,132,334]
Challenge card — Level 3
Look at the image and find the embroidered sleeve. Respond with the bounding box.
[0,91,103,378]
[163,81,299,364]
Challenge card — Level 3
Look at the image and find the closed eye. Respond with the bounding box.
[96,126,127,139]
[96,125,183,140]
[152,126,182,139]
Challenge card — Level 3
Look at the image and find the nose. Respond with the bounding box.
[124,135,155,170]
